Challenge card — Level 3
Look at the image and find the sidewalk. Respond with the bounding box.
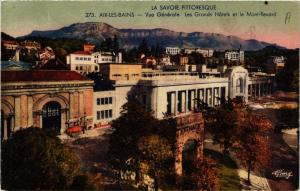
[238,169,271,191]
[58,127,114,142]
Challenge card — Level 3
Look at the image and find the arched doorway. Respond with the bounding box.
[1,110,12,141]
[42,101,61,134]
[182,139,198,175]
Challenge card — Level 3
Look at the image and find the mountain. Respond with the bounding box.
[21,22,283,51]
[2,32,16,41]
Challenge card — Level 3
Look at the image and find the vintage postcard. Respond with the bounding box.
[1,1,299,191]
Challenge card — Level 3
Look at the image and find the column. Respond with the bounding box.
[79,91,84,117]
[3,118,8,140]
[69,92,74,119]
[151,88,158,118]
[184,91,187,113]
[175,91,178,115]
[27,96,33,127]
[14,96,21,130]
[191,90,195,110]
[39,114,43,128]
[61,111,66,134]
[171,92,175,115]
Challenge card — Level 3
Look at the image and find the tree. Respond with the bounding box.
[137,135,174,190]
[137,38,150,56]
[2,127,80,190]
[199,97,241,154]
[180,157,218,190]
[233,113,272,184]
[107,98,159,177]
[100,37,113,52]
[108,98,177,189]
[188,52,205,65]
[113,35,119,53]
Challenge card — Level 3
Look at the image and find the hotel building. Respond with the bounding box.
[92,64,275,127]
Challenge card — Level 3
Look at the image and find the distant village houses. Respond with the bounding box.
[264,56,286,74]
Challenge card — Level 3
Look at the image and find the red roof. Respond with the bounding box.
[1,70,90,83]
[72,51,91,55]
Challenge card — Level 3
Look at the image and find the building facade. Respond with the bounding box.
[1,71,94,141]
[265,56,285,74]
[92,64,275,127]
[225,50,244,64]
[165,47,181,55]
[67,50,122,75]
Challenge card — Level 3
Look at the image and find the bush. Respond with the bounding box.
[69,174,97,190]
[2,127,80,190]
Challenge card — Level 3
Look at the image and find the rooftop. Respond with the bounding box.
[2,70,90,83]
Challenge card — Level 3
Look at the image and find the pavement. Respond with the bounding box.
[282,128,298,153]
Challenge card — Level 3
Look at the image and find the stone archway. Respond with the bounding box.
[175,113,204,176]
[182,139,198,175]
[33,94,69,134]
[42,101,61,134]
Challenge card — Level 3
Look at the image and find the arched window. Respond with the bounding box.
[236,78,243,93]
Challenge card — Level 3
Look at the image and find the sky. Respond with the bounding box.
[1,1,299,49]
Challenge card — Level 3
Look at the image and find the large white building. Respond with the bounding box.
[66,51,122,75]
[184,48,214,57]
[165,47,181,55]
[225,50,244,63]
[93,64,275,127]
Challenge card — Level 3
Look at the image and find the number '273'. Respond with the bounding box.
[85,12,95,17]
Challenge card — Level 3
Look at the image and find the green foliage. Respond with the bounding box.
[188,52,205,65]
[2,127,80,190]
[276,53,299,91]
[138,135,174,190]
[1,45,15,60]
[137,38,150,56]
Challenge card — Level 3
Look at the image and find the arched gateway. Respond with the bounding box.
[175,112,204,176]
[42,101,61,134]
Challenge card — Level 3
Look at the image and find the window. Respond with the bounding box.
[79,66,83,70]
[109,97,112,104]
[97,109,113,120]
[80,57,83,60]
[76,66,79,70]
[97,98,100,105]
[95,66,98,71]
[104,98,108,104]
[101,111,105,119]
[101,98,105,105]
[142,95,147,105]
[75,57,79,60]
[97,111,100,120]
[88,58,91,61]
[236,78,243,93]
